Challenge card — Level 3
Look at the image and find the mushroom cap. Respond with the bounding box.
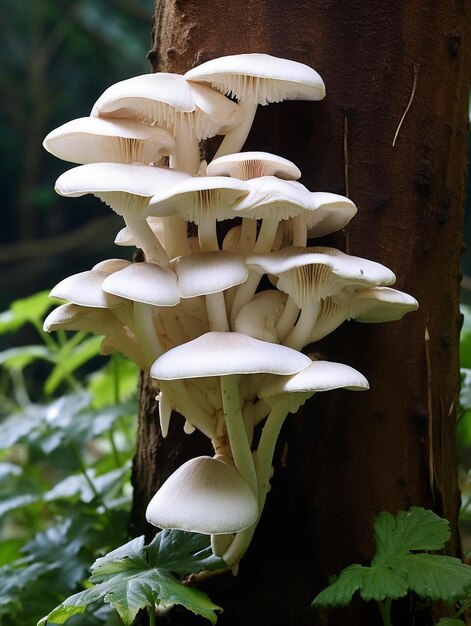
[148,175,249,223]
[232,177,313,220]
[49,270,125,309]
[92,258,132,273]
[206,151,301,181]
[43,303,112,333]
[305,192,357,237]
[349,286,419,322]
[55,163,189,198]
[247,246,396,305]
[234,290,287,342]
[151,331,311,380]
[102,262,180,307]
[170,250,248,297]
[259,360,369,411]
[185,53,325,105]
[146,455,258,534]
[43,117,175,165]
[91,72,242,140]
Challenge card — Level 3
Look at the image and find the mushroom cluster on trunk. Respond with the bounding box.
[43,53,418,573]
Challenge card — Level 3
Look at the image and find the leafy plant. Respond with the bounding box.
[0,292,139,626]
[39,530,224,626]
[312,507,471,626]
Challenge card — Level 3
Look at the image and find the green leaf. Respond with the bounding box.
[313,565,368,608]
[312,508,471,610]
[373,507,450,565]
[39,530,224,626]
[435,619,465,625]
[396,553,471,601]
[0,292,53,335]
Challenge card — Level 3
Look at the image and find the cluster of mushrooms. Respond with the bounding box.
[43,53,418,572]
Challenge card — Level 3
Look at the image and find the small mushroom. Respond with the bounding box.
[146,455,258,535]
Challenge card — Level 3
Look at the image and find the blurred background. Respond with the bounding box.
[0,0,153,309]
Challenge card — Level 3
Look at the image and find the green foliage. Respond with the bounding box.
[0,294,138,626]
[40,531,224,626]
[313,508,471,623]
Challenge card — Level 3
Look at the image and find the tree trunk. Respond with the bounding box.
[131,2,471,624]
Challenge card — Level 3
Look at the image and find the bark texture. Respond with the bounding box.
[131,2,471,624]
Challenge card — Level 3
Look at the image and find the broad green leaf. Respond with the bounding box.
[396,553,471,601]
[435,619,466,625]
[313,508,471,610]
[147,529,225,575]
[313,565,367,608]
[39,531,224,626]
[45,337,102,395]
[0,493,39,516]
[373,507,450,565]
[358,566,408,602]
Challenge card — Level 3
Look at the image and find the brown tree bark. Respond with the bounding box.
[131,2,471,624]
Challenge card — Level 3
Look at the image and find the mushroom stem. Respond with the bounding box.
[162,379,216,440]
[222,397,290,568]
[220,375,257,495]
[125,214,169,266]
[229,271,261,328]
[132,302,162,367]
[276,297,300,342]
[253,218,281,253]
[283,300,321,350]
[291,215,307,247]
[198,218,220,251]
[162,216,191,258]
[206,293,230,331]
[211,533,233,557]
[212,100,258,159]
[239,218,257,254]
[171,125,200,175]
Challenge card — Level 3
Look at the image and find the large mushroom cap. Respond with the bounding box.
[55,163,189,198]
[91,72,242,140]
[49,270,125,309]
[185,53,325,105]
[43,117,175,165]
[247,246,396,305]
[146,455,258,534]
[151,331,311,380]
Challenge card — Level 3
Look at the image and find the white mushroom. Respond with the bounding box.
[54,163,189,264]
[146,455,258,535]
[43,117,175,165]
[185,53,325,158]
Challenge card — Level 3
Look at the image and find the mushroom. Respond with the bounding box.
[145,455,258,535]
[246,246,396,349]
[150,331,312,494]
[102,261,180,366]
[54,162,189,264]
[291,192,357,246]
[234,290,287,343]
[43,117,175,165]
[170,250,248,331]
[91,72,242,174]
[185,53,325,158]
[309,286,419,342]
[222,360,369,568]
[206,151,301,181]
[148,175,249,252]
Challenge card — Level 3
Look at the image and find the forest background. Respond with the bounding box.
[0,1,470,625]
